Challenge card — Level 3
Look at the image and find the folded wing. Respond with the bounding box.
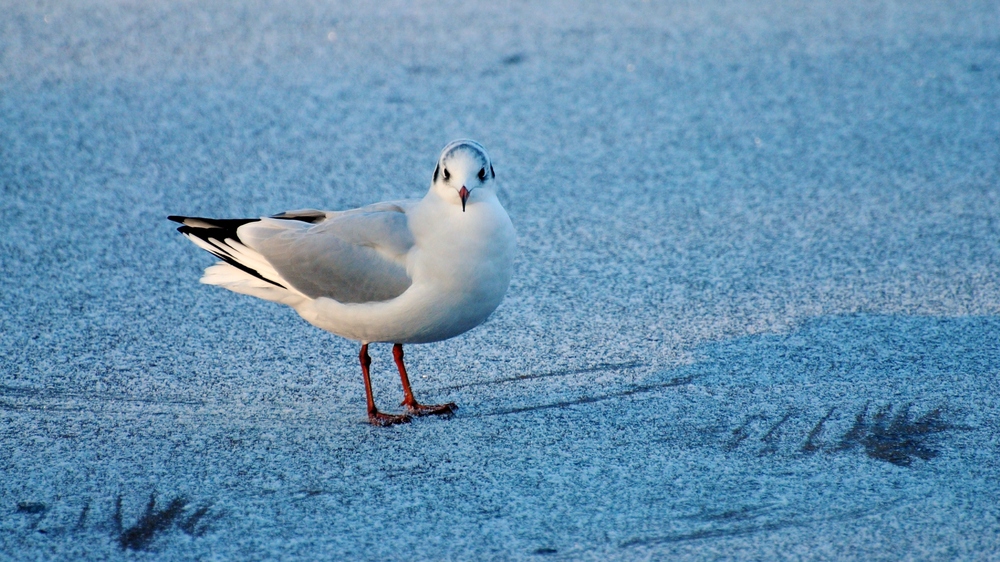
[238,203,415,304]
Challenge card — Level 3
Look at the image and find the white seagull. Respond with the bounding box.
[169,140,516,426]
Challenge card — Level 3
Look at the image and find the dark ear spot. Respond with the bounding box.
[433,163,440,183]
[490,164,495,178]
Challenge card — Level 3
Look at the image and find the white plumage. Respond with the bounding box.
[170,140,516,425]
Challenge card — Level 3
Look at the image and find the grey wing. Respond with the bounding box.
[239,205,415,304]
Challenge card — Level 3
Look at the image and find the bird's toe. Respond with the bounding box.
[368,411,412,426]
[402,401,458,417]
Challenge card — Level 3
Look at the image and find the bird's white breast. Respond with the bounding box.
[404,194,517,341]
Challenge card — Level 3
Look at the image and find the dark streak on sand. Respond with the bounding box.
[115,493,217,550]
[620,501,902,549]
[759,411,795,455]
[441,361,644,391]
[478,375,696,417]
[802,406,836,453]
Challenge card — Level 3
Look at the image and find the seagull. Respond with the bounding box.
[169,140,516,426]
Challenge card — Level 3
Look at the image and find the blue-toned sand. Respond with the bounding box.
[2,1,999,559]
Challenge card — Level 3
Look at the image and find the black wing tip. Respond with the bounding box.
[171,216,261,243]
[168,216,261,233]
[270,211,327,224]
[171,216,285,290]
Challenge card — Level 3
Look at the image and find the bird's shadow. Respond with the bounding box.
[439,360,644,392]
[471,374,696,418]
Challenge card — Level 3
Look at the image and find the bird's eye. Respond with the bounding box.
[478,168,486,181]
[443,168,450,180]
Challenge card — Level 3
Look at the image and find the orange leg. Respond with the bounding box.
[360,344,410,426]
[394,343,457,416]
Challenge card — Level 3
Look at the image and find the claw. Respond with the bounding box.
[368,411,412,426]
[402,401,458,417]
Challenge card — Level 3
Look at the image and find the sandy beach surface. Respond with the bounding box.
[2,1,999,559]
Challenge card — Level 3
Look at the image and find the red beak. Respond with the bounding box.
[459,186,469,212]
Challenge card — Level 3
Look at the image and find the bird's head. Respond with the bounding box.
[430,139,495,212]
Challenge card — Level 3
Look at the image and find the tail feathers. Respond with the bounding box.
[200,263,303,305]
[169,215,293,295]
